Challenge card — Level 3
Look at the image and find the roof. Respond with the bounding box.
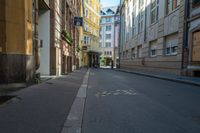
[100,6,118,16]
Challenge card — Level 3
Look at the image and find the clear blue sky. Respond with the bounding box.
[100,0,120,7]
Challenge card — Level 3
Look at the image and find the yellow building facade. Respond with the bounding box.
[0,0,34,87]
[83,0,101,67]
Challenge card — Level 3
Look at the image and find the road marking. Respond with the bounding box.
[60,69,90,133]
[95,89,137,97]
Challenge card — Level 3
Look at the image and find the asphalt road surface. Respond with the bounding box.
[82,69,200,133]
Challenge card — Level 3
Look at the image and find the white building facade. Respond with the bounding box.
[100,6,119,66]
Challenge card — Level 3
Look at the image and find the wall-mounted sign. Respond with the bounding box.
[74,17,83,27]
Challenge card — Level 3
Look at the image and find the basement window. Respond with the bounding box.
[194,71,200,77]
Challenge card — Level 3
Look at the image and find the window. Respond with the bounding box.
[132,12,136,37]
[165,43,178,55]
[105,42,111,47]
[138,0,144,34]
[110,51,112,55]
[166,0,179,15]
[107,9,113,15]
[89,13,92,20]
[137,45,142,58]
[123,51,126,59]
[106,26,112,31]
[150,0,159,24]
[138,11,144,32]
[106,34,111,39]
[106,18,111,22]
[87,37,90,45]
[139,0,144,8]
[131,48,136,59]
[150,41,157,57]
[104,51,106,55]
[85,9,88,17]
[84,36,87,44]
[107,51,110,55]
[165,34,178,56]
[126,50,129,58]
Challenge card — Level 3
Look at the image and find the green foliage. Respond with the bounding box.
[61,30,74,45]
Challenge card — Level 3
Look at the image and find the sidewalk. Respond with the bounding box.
[116,68,200,87]
[0,68,88,133]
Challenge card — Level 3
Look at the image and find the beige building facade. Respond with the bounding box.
[119,0,187,75]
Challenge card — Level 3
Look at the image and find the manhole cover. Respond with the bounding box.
[0,96,15,105]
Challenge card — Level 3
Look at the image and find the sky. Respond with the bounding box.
[100,0,120,7]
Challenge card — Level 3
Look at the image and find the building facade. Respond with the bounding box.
[62,0,82,74]
[184,0,200,77]
[100,6,120,66]
[119,0,187,75]
[33,0,50,76]
[83,0,101,67]
[0,0,83,89]
[0,0,35,88]
[33,0,82,76]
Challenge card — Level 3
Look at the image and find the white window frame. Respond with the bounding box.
[138,0,144,33]
[166,0,180,15]
[165,42,178,56]
[150,0,159,24]
[150,42,157,57]
[106,25,112,31]
[105,34,111,39]
[106,18,111,22]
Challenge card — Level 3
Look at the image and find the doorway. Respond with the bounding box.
[192,31,200,62]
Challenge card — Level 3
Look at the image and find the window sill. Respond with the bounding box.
[165,53,178,56]
[150,55,157,58]
[165,7,180,17]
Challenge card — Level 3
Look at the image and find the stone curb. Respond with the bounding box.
[115,69,200,87]
[60,69,90,133]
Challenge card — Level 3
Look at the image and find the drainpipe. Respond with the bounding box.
[182,0,190,73]
[118,7,122,69]
[144,0,147,42]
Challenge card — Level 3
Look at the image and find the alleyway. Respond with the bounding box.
[82,69,200,133]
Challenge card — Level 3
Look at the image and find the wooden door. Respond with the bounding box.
[192,31,200,61]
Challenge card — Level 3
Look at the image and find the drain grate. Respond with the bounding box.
[0,96,15,105]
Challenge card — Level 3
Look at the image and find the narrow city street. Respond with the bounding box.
[82,69,200,133]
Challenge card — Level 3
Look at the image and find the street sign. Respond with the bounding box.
[74,17,83,27]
